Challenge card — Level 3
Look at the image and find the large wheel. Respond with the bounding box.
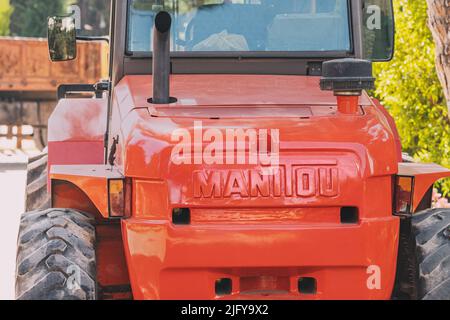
[26,150,50,212]
[15,208,97,300]
[394,208,450,300]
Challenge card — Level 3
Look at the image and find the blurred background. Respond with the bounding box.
[1,0,110,37]
[0,0,109,155]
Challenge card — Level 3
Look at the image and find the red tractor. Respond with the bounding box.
[15,0,450,300]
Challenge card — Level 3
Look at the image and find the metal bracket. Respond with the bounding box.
[57,81,110,100]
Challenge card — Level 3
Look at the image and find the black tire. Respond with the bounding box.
[26,150,50,212]
[394,208,450,300]
[15,208,97,300]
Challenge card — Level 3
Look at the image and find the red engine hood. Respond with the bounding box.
[113,74,397,184]
[115,74,373,111]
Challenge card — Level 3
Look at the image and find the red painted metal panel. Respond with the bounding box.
[372,98,402,163]
[48,98,107,142]
[398,163,450,212]
[48,141,104,165]
[122,217,399,300]
[47,97,107,186]
[108,75,401,299]
[51,74,408,299]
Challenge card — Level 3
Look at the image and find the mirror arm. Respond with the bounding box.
[58,81,110,100]
[76,36,110,44]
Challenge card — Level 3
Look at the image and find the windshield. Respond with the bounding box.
[127,0,351,54]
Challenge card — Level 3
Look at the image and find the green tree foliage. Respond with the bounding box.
[0,0,13,36]
[374,0,450,194]
[9,0,68,37]
[70,0,110,36]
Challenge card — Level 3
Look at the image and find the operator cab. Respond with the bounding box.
[48,0,395,77]
[126,0,394,63]
[128,0,351,53]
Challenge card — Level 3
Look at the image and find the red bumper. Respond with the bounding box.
[122,217,399,300]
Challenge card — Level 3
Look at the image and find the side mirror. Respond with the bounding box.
[47,16,77,62]
[362,0,395,61]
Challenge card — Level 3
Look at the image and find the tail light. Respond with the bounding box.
[394,176,414,216]
[108,178,132,218]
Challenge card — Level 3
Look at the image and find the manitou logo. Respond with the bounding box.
[171,121,280,169]
[193,167,339,199]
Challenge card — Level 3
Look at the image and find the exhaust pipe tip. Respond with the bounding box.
[155,11,172,34]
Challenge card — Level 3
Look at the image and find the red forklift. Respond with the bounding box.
[15,0,450,300]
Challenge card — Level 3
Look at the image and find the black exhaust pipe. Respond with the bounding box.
[151,11,173,104]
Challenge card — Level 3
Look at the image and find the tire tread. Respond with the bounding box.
[26,151,50,212]
[15,208,96,300]
[412,208,450,299]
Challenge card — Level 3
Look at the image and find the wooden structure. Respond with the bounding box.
[0,37,108,149]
